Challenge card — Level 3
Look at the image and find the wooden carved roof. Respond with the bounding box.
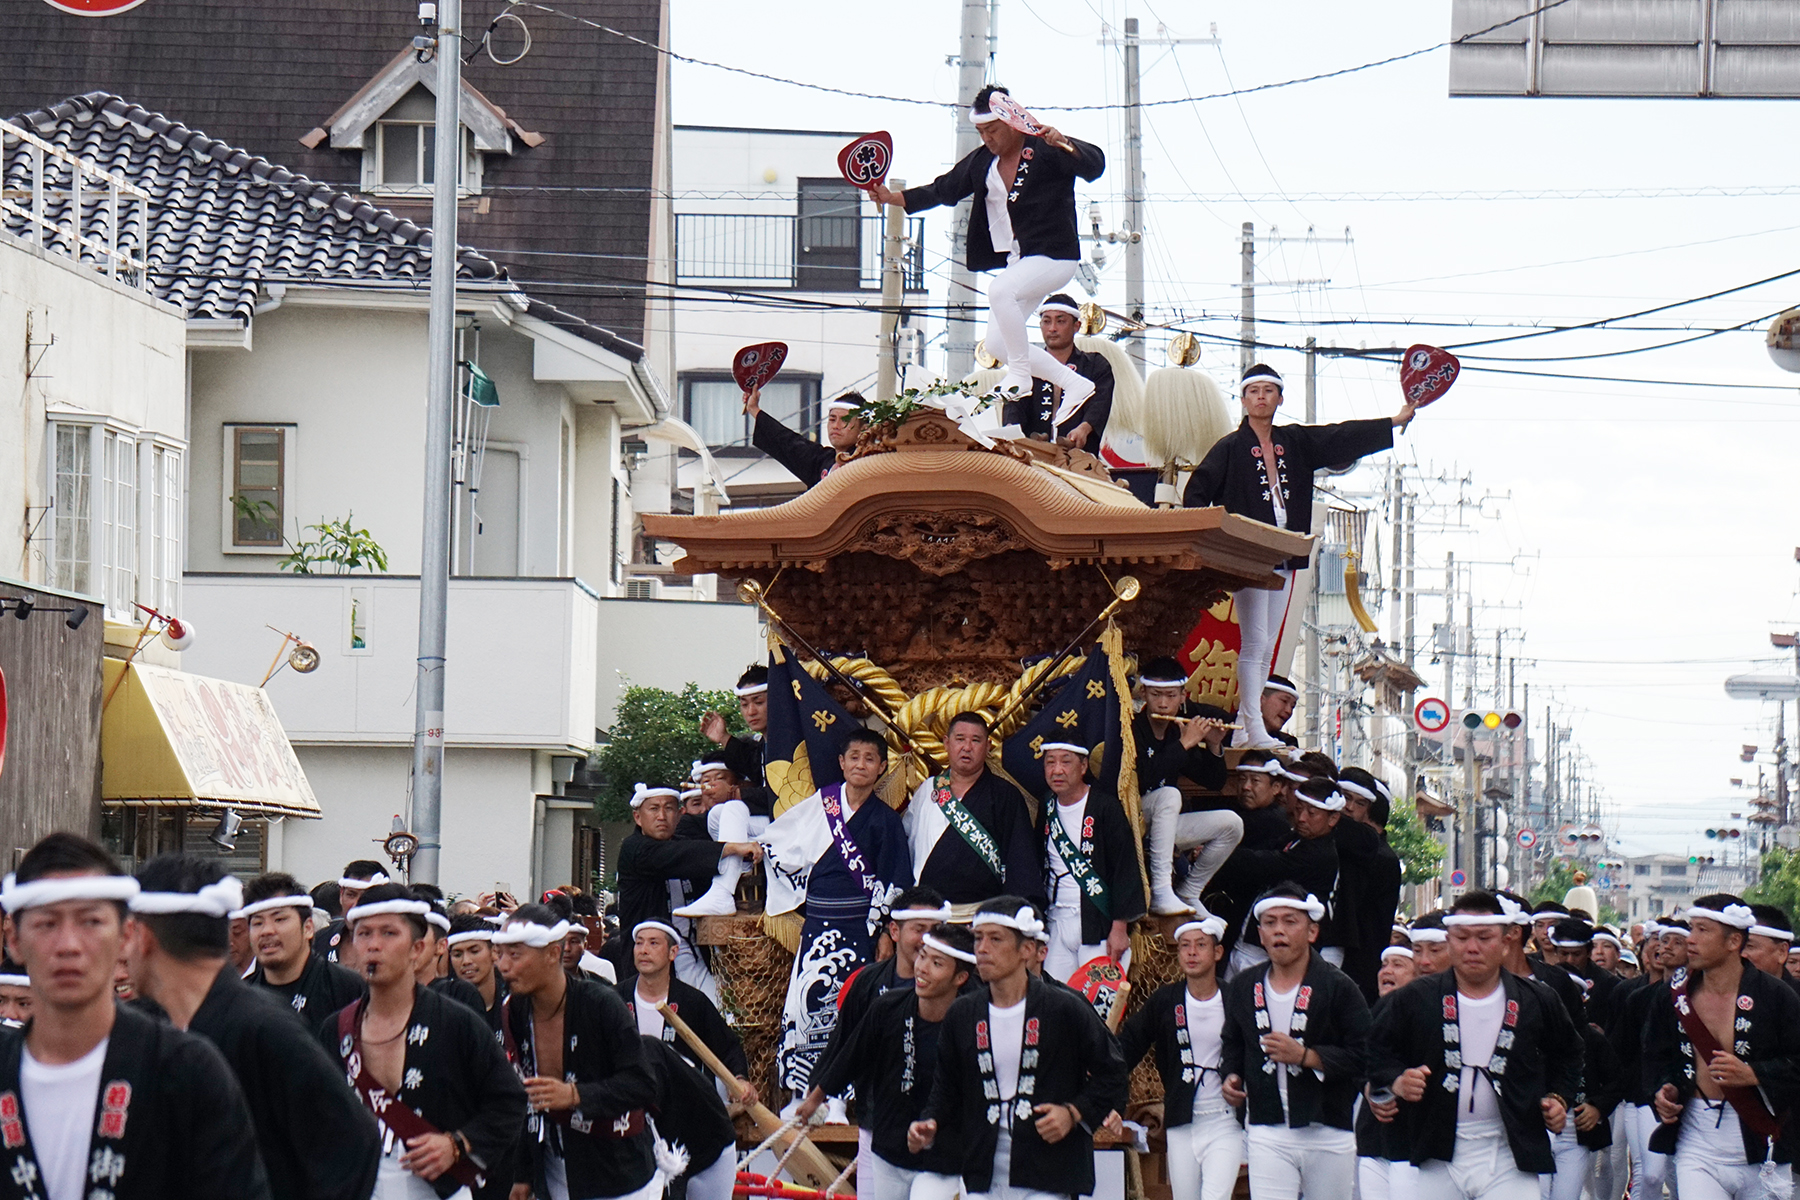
[643,410,1311,693]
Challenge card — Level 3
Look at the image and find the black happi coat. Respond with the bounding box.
[1003,346,1115,454]
[1643,962,1800,1163]
[641,1036,735,1174]
[1530,960,1588,1029]
[1119,980,1227,1128]
[503,978,657,1198]
[430,972,489,1016]
[1605,973,1659,1106]
[813,956,912,1106]
[188,966,381,1200]
[314,916,350,963]
[1133,710,1228,794]
[0,1002,271,1200]
[1182,417,1396,570]
[1039,786,1148,945]
[753,411,839,490]
[902,135,1106,272]
[616,828,722,939]
[1575,1022,1624,1152]
[1576,962,1624,1031]
[1356,992,1404,1162]
[814,988,953,1170]
[319,984,527,1199]
[249,951,367,1033]
[1208,805,1292,944]
[617,975,747,1079]
[916,770,1047,908]
[1226,832,1342,950]
[1334,821,1402,1001]
[1220,952,1370,1131]
[1368,969,1583,1175]
[923,976,1128,1196]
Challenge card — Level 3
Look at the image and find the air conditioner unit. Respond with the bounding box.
[623,578,663,600]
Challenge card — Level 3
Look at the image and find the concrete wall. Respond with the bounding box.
[593,596,764,728]
[277,744,539,901]
[0,233,185,588]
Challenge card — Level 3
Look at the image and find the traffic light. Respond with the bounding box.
[1461,709,1524,731]
[1689,855,1718,865]
[1704,828,1743,840]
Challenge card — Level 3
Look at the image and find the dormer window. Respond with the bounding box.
[301,48,543,199]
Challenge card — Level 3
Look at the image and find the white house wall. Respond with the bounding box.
[593,596,763,728]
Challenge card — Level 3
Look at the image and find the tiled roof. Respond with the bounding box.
[2,91,504,324]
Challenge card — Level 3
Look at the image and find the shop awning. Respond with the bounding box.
[101,659,321,818]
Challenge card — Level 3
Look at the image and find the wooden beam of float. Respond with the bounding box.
[643,410,1310,695]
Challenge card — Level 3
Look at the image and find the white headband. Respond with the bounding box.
[733,682,768,697]
[338,874,389,891]
[1658,924,1690,937]
[1337,780,1377,803]
[1686,904,1755,930]
[1253,893,1326,922]
[0,975,27,989]
[632,920,682,944]
[494,919,574,947]
[921,932,977,965]
[1592,931,1624,949]
[1550,934,1592,948]
[1040,741,1089,756]
[1242,370,1285,393]
[970,109,1003,124]
[631,783,680,809]
[1443,894,1528,928]
[1235,758,1285,776]
[1039,301,1082,320]
[346,899,431,923]
[692,760,732,777]
[230,894,314,921]
[131,876,244,918]
[425,911,451,932]
[1,873,140,915]
[446,929,494,946]
[1408,927,1447,944]
[892,904,953,923]
[679,787,701,802]
[825,399,862,414]
[973,906,1046,942]
[1262,678,1298,697]
[1298,787,1346,813]
[1173,916,1227,942]
[1751,924,1794,942]
[1381,945,1414,961]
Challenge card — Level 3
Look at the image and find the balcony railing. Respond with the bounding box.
[1,119,152,289]
[676,212,925,291]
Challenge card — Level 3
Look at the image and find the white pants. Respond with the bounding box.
[969,1126,1063,1200]
[1229,942,1269,980]
[871,1152,922,1200]
[910,1172,965,1200]
[1142,787,1244,905]
[1358,1156,1391,1200]
[1167,1112,1244,1200]
[1675,1100,1787,1200]
[1595,1112,1627,1200]
[1244,1123,1355,1199]
[376,1152,464,1200]
[1539,1122,1593,1200]
[1043,906,1103,984]
[860,1126,876,1200]
[1233,572,1295,745]
[687,1146,736,1200]
[1390,1119,1538,1200]
[983,255,1083,394]
[1628,1103,1677,1197]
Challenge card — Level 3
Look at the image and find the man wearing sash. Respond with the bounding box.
[495,904,659,1200]
[1119,915,1242,1200]
[314,858,394,968]
[801,924,978,1200]
[1646,894,1800,1199]
[318,882,526,1200]
[762,728,914,1094]
[1368,889,1583,1200]
[615,921,751,1098]
[1037,743,1146,983]
[906,713,1046,916]
[239,870,367,1031]
[124,853,382,1200]
[0,833,270,1200]
[1219,885,1370,1200]
[909,897,1128,1200]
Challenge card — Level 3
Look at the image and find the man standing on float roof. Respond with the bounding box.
[871,85,1105,410]
[1182,363,1425,748]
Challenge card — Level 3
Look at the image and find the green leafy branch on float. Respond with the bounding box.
[846,379,1002,430]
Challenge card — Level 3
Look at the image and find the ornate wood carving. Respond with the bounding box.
[857,510,1018,576]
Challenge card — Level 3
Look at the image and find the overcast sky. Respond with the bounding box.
[667,0,1800,858]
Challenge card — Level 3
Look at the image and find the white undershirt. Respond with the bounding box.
[989,998,1028,1101]
[634,986,665,1039]
[1048,795,1089,912]
[1184,991,1227,1116]
[1456,989,1506,1124]
[1264,982,1299,1117]
[21,1039,108,1200]
[984,159,1021,264]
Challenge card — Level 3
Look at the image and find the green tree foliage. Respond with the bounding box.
[1388,800,1446,886]
[594,684,746,822]
[1746,847,1799,915]
[1531,858,1580,907]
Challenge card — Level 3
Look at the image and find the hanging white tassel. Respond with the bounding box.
[1761,1140,1794,1200]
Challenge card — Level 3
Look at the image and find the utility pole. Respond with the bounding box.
[409,0,462,885]
[1101,20,1218,376]
[876,178,907,400]
[1443,551,1458,887]
[944,0,990,381]
[1303,338,1321,749]
[1239,222,1255,376]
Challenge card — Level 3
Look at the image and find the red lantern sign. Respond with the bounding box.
[41,0,150,14]
[837,132,894,191]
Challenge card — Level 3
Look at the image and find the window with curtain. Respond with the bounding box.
[680,374,820,449]
[51,424,92,595]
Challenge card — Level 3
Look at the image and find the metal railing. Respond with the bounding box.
[1,119,152,290]
[675,212,925,291]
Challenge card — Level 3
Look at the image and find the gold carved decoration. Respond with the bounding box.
[856,511,1019,576]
